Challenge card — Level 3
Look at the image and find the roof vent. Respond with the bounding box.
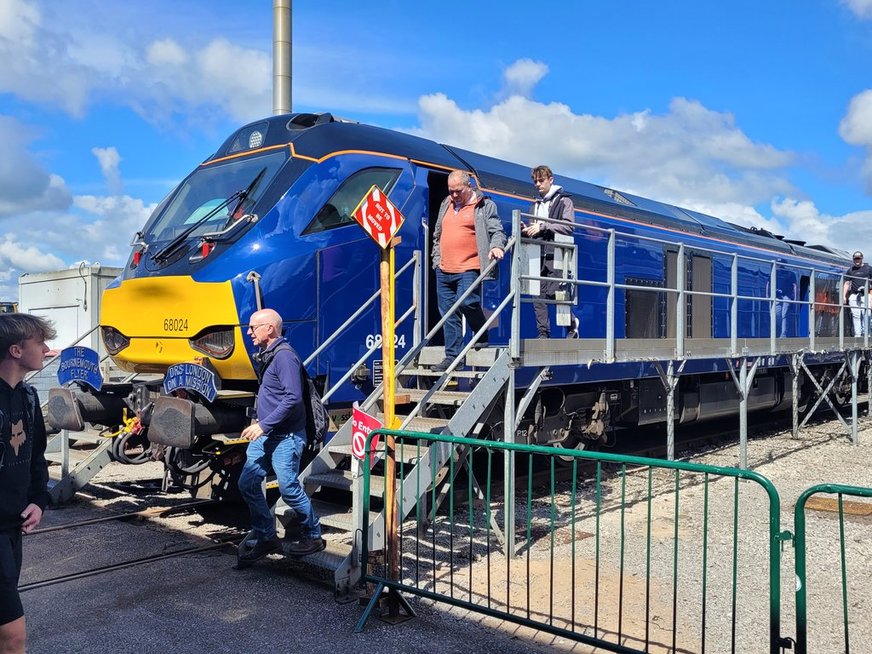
[287,113,335,130]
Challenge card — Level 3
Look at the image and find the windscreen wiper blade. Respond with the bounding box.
[152,167,267,264]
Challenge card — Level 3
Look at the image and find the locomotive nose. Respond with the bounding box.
[100,276,257,380]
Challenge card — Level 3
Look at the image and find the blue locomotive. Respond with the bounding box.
[46,112,860,482]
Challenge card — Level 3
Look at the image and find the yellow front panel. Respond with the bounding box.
[101,276,256,380]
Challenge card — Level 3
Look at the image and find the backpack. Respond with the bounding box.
[300,368,328,446]
[256,340,328,446]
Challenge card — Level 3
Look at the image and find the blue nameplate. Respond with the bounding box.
[58,347,103,391]
[163,363,218,402]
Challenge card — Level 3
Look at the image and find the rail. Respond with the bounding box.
[509,208,871,362]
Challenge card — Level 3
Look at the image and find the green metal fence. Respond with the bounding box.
[356,429,787,653]
[794,483,872,654]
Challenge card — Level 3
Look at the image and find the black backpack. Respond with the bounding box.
[256,341,328,446]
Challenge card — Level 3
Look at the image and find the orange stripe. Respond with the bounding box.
[223,141,827,264]
[201,143,291,166]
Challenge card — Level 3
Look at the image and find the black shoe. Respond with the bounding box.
[566,316,579,339]
[238,537,282,562]
[537,333,550,339]
[472,334,490,349]
[431,357,453,372]
[286,537,326,557]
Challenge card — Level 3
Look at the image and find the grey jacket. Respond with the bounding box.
[432,193,507,280]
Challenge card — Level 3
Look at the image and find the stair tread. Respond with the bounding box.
[282,538,351,568]
[400,367,485,378]
[307,470,385,494]
[402,389,471,405]
[327,442,427,464]
[377,414,449,432]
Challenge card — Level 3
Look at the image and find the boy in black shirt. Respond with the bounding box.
[0,314,55,654]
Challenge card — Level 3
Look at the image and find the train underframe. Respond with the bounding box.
[46,359,862,498]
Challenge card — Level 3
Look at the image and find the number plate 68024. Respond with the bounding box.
[163,318,188,332]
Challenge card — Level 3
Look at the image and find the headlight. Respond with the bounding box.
[189,327,235,359]
[101,326,130,355]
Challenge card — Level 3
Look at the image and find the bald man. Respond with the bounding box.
[431,170,507,371]
[237,308,323,561]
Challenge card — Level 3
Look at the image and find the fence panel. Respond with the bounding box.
[359,430,785,653]
[794,484,872,654]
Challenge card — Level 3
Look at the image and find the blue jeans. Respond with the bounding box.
[436,269,486,359]
[238,431,321,542]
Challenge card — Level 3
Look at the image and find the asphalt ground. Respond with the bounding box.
[18,464,569,654]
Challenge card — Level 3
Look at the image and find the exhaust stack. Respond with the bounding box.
[273,0,292,115]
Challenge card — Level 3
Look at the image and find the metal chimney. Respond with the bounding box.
[273,0,292,115]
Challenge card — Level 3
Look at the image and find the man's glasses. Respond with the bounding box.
[247,323,269,332]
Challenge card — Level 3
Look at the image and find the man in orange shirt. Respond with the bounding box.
[431,170,507,371]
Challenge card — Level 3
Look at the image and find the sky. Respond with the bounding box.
[2,0,872,301]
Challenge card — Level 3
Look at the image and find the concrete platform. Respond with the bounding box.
[19,464,560,654]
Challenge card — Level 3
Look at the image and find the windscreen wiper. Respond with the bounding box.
[152,167,267,264]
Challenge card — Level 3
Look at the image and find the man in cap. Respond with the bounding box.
[843,251,872,336]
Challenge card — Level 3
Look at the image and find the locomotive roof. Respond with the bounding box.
[217,113,848,268]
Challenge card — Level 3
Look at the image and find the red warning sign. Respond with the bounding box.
[351,406,382,466]
[351,184,405,249]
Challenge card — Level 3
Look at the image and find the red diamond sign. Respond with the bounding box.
[351,184,405,249]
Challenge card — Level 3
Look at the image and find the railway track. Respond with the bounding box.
[18,538,238,592]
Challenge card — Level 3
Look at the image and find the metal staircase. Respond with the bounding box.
[279,345,511,600]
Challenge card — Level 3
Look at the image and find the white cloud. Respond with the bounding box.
[502,59,548,98]
[841,0,872,19]
[414,83,794,208]
[91,146,123,195]
[771,198,872,253]
[0,115,72,217]
[0,237,65,271]
[412,58,872,258]
[0,4,271,124]
[146,38,188,67]
[839,89,872,191]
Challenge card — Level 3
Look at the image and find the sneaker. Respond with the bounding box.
[238,537,282,562]
[431,357,454,372]
[286,537,326,557]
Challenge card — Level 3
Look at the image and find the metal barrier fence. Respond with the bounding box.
[794,484,872,654]
[357,430,786,653]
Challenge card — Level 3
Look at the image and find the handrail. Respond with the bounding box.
[313,252,420,403]
[511,208,867,358]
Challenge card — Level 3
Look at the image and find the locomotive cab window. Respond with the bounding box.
[303,168,401,235]
[146,150,287,244]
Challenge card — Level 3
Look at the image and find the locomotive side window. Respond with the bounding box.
[813,273,841,337]
[303,168,401,235]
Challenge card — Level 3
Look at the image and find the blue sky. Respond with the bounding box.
[2,0,872,301]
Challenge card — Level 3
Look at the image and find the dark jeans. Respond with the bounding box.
[436,269,486,359]
[533,256,559,337]
[238,431,321,543]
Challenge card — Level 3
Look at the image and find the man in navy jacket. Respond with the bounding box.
[237,308,323,561]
